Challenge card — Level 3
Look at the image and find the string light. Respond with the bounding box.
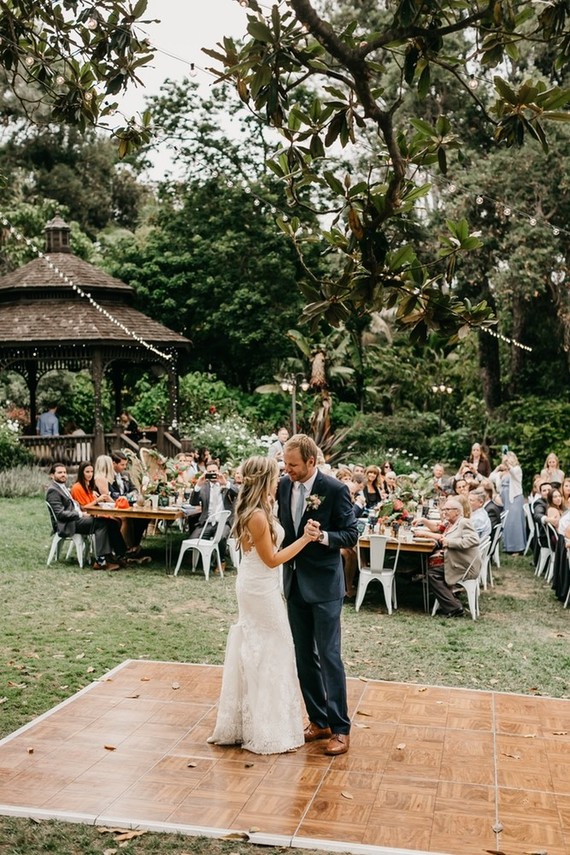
[0,212,174,362]
[484,328,532,352]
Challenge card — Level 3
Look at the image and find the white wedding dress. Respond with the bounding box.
[208,522,305,754]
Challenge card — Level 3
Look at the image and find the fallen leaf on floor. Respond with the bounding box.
[171,682,180,690]
[86,667,95,674]
[0,697,7,705]
[140,677,151,682]
[485,850,507,855]
[103,849,118,855]
[75,653,85,660]
[396,743,406,750]
[26,747,34,754]
[114,830,147,842]
[501,752,521,760]
[244,762,255,768]
[356,709,372,716]
[29,817,43,824]
[223,832,249,840]
[552,731,568,736]
[417,687,427,693]
[126,693,139,699]
[7,681,26,688]
[249,826,261,832]
[358,676,368,682]
[187,762,197,768]
[354,722,370,729]
[341,791,353,799]
[104,745,116,751]
[524,849,548,855]
[522,733,536,738]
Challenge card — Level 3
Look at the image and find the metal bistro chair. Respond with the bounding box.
[45,501,93,568]
[173,510,231,579]
[523,502,535,557]
[535,519,556,580]
[432,538,490,621]
[355,534,401,615]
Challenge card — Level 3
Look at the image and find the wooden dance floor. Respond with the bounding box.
[1,660,570,855]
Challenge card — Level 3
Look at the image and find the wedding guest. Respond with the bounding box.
[267,427,289,470]
[493,452,526,555]
[456,442,491,481]
[363,465,383,508]
[37,402,59,436]
[119,411,140,444]
[467,488,492,541]
[70,461,129,563]
[546,487,564,529]
[561,478,570,510]
[540,453,565,490]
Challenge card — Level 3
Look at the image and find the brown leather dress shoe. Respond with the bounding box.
[304,722,332,742]
[324,733,350,756]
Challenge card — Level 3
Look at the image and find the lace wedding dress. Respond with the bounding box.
[208,522,305,754]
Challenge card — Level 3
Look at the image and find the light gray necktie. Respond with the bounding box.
[294,483,306,533]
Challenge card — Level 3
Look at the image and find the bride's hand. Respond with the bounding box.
[304,519,320,540]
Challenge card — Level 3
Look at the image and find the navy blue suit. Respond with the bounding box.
[278,470,358,734]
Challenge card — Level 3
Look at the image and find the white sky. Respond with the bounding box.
[115,0,249,122]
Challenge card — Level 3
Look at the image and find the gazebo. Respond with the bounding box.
[0,215,191,459]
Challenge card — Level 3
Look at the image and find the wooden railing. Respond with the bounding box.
[19,422,183,466]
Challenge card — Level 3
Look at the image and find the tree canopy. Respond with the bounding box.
[204,0,570,342]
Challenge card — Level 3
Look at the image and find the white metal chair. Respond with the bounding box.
[544,522,559,585]
[488,521,504,580]
[173,510,231,579]
[535,519,555,579]
[523,502,535,556]
[432,541,487,621]
[45,502,92,568]
[226,536,242,571]
[355,534,400,614]
[477,536,493,592]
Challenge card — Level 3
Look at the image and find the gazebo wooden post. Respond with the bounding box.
[111,362,123,420]
[91,349,105,459]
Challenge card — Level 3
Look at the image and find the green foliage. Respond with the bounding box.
[0,415,31,471]
[345,410,440,461]
[0,465,45,497]
[487,396,570,486]
[184,414,264,466]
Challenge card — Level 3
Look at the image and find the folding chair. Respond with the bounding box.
[173,510,231,579]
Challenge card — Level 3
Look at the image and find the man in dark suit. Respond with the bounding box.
[189,461,239,565]
[278,434,358,756]
[46,462,119,570]
[532,481,552,563]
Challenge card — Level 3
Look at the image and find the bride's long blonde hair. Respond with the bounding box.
[232,456,279,549]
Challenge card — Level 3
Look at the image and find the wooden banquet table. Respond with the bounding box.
[86,505,189,571]
[358,534,435,613]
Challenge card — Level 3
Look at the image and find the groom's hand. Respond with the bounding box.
[305,519,321,540]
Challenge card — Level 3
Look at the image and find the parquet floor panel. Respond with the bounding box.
[1,659,569,855]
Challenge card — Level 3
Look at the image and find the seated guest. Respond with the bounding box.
[189,461,239,568]
[480,479,502,532]
[46,462,119,571]
[546,487,564,529]
[540,453,565,490]
[351,463,366,478]
[363,465,383,509]
[336,467,354,483]
[532,481,553,563]
[431,463,452,496]
[467,489,492,542]
[95,453,147,553]
[70,461,129,563]
[561,478,570,510]
[424,497,481,618]
[453,477,469,497]
[529,473,544,506]
[383,469,398,496]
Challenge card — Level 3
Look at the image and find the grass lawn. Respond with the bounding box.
[1,496,569,854]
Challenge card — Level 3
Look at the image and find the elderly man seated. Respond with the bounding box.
[414,496,481,618]
[467,488,492,542]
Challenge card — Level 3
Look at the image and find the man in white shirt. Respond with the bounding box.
[189,461,239,565]
[468,488,492,542]
[267,427,289,470]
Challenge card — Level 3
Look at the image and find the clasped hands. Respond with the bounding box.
[304,519,321,541]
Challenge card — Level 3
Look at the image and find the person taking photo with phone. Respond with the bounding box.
[189,461,239,570]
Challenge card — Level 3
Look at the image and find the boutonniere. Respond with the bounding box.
[306,493,325,511]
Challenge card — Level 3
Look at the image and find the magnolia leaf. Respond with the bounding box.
[27,747,34,754]
[187,762,198,768]
[341,791,354,799]
[104,744,117,751]
[140,676,151,682]
[396,743,406,750]
[249,826,261,832]
[501,752,521,760]
[115,830,148,842]
[223,832,250,840]
[171,682,180,690]
[356,709,373,716]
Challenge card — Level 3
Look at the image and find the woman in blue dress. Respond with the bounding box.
[495,452,526,554]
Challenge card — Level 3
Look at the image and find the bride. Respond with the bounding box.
[207,455,319,754]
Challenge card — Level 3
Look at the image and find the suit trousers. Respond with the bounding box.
[427,563,463,613]
[74,517,111,559]
[287,572,350,734]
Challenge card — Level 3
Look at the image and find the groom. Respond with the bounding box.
[278,434,358,756]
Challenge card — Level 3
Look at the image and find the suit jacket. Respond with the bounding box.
[278,470,358,603]
[46,483,83,536]
[484,499,502,532]
[109,472,135,499]
[190,481,238,526]
[443,517,481,585]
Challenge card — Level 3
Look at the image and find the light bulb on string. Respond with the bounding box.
[468,75,479,90]
[476,196,484,205]
[189,63,197,78]
[529,217,537,226]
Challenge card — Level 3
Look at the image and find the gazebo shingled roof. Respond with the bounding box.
[0,215,191,457]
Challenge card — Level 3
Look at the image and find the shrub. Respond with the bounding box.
[185,413,264,466]
[0,414,32,471]
[345,410,440,460]
[0,465,46,497]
